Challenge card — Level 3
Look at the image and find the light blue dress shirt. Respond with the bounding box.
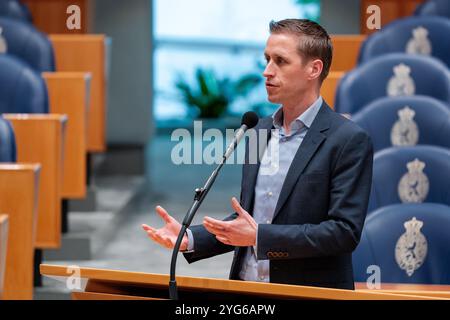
[186,96,323,283]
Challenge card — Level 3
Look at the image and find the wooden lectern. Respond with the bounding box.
[40,264,447,300]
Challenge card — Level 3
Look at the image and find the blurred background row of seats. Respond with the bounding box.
[332,0,450,286]
[1,0,109,299]
[354,203,450,285]
[0,0,32,22]
[415,0,450,17]
[0,54,49,113]
[0,16,55,72]
[358,16,450,67]
[0,116,16,162]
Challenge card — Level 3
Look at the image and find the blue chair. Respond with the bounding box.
[0,16,54,72]
[358,16,450,68]
[335,53,450,115]
[353,203,450,284]
[0,116,16,162]
[352,96,450,153]
[415,0,450,18]
[0,0,32,22]
[368,146,450,213]
[0,54,48,113]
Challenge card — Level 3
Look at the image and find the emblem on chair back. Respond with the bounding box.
[391,106,419,146]
[406,26,432,56]
[0,27,7,53]
[398,158,429,203]
[395,217,428,276]
[387,63,416,97]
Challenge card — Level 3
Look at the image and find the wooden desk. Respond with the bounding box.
[356,282,450,299]
[4,114,67,249]
[43,72,90,199]
[50,35,107,153]
[0,214,8,300]
[0,164,40,300]
[40,264,444,300]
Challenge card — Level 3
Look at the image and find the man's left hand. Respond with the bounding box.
[203,197,257,247]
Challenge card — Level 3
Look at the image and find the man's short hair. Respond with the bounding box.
[269,19,333,83]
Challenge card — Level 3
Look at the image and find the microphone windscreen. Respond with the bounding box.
[241,111,259,129]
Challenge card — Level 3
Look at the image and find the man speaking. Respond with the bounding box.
[143,19,373,290]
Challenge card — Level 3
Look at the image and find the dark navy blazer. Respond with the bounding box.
[184,101,373,290]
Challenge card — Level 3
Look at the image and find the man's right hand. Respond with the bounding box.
[142,206,189,251]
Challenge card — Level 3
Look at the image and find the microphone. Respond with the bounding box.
[169,111,259,300]
[224,111,259,160]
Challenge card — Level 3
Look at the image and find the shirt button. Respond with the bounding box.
[259,276,265,280]
[267,191,273,197]
[266,220,270,224]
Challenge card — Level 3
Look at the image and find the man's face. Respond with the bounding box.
[263,33,311,105]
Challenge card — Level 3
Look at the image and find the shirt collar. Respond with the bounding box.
[272,96,323,133]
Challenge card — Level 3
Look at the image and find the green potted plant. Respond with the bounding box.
[175,67,262,120]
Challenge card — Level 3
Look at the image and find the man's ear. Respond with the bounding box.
[308,59,323,81]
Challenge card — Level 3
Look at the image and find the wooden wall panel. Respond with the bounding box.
[49,35,107,153]
[0,164,40,300]
[0,214,8,300]
[43,72,89,199]
[331,35,366,72]
[321,71,345,109]
[4,115,66,248]
[21,0,89,34]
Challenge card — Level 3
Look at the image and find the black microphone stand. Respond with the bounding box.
[168,111,257,300]
[169,156,227,300]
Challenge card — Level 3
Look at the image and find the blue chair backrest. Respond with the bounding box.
[358,16,450,68]
[415,0,450,18]
[0,0,31,22]
[353,203,450,284]
[0,16,54,72]
[0,116,16,162]
[335,53,450,114]
[352,96,450,153]
[0,54,48,113]
[368,145,450,213]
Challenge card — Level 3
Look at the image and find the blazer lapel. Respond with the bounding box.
[272,102,331,221]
